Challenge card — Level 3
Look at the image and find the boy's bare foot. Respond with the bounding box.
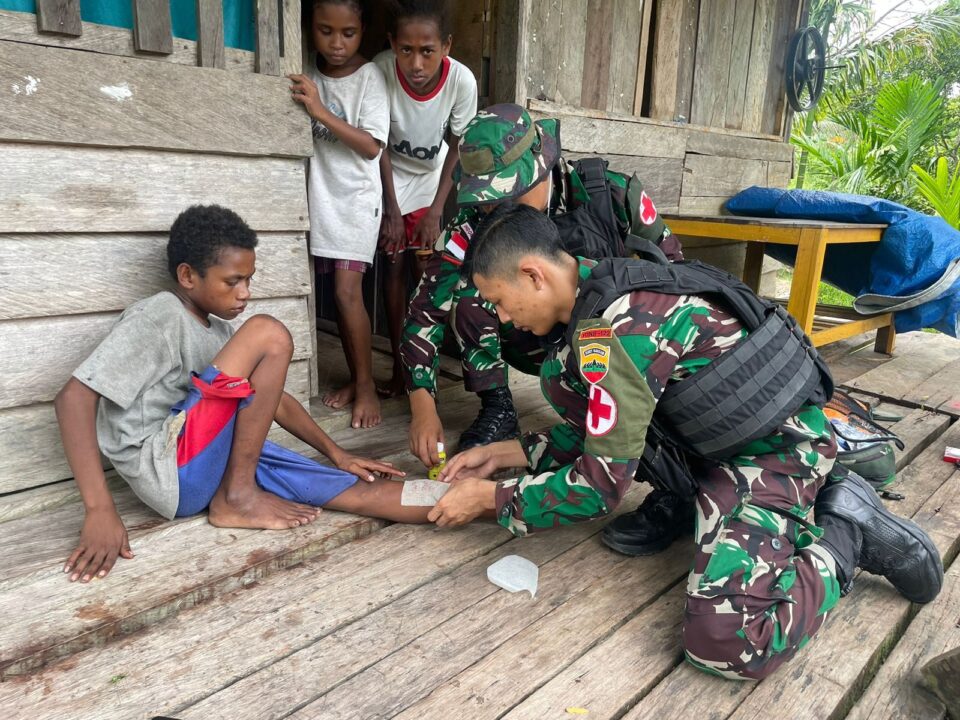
[376,371,406,399]
[352,380,382,429]
[323,383,355,409]
[208,485,321,530]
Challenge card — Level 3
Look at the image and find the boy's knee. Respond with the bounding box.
[245,314,294,355]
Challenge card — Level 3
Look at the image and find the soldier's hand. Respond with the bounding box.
[441,440,527,483]
[428,478,496,528]
[410,404,445,468]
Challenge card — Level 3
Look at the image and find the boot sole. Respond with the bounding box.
[600,531,677,557]
[829,473,943,603]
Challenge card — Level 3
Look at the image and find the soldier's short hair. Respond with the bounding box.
[466,203,567,280]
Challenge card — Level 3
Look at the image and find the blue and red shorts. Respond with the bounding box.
[171,365,358,517]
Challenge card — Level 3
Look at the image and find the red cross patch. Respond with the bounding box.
[587,385,618,437]
[639,191,658,226]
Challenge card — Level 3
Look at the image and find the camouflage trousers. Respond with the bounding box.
[448,281,545,392]
[682,429,842,680]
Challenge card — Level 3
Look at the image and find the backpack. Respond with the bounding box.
[551,157,671,265]
[824,389,905,496]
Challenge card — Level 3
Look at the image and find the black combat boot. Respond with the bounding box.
[457,387,520,451]
[815,469,943,603]
[601,488,695,556]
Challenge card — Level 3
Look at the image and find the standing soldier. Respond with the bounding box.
[431,203,943,680]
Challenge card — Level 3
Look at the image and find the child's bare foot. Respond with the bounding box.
[208,485,321,530]
[352,380,381,429]
[376,371,406,399]
[323,383,355,409]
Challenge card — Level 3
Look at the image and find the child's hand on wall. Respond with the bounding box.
[287,74,327,122]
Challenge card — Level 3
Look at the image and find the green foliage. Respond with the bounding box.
[913,157,960,229]
[794,75,946,201]
[793,0,960,226]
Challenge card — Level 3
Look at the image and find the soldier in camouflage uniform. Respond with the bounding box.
[401,104,680,469]
[430,203,943,680]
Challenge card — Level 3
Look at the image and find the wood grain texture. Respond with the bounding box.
[741,0,776,133]
[243,493,647,720]
[0,41,311,157]
[761,0,799,136]
[555,0,588,106]
[846,560,960,720]
[674,0,700,123]
[690,0,736,127]
[724,0,756,129]
[0,520,512,718]
[0,144,309,233]
[681,153,769,197]
[524,0,564,102]
[281,0,302,76]
[0,297,313,409]
[633,0,654,113]
[503,587,686,719]
[492,0,528,104]
[0,233,311,320]
[846,333,960,404]
[0,9,255,71]
[196,0,225,68]
[580,0,615,110]
[132,0,173,55]
[606,0,643,115]
[530,110,688,158]
[35,0,80,36]
[255,0,281,75]
[0,507,387,679]
[565,152,683,209]
[528,98,795,157]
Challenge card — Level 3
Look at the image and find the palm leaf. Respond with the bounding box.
[913,158,960,229]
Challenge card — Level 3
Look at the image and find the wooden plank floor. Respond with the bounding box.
[1,329,959,719]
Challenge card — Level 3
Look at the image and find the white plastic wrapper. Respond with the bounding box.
[486,555,539,598]
[400,479,450,507]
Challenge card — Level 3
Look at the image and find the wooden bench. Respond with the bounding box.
[664,214,897,354]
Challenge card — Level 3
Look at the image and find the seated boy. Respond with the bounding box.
[55,205,430,584]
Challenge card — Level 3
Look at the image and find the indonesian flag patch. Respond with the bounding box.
[442,221,474,266]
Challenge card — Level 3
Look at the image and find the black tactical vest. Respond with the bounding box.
[565,258,834,495]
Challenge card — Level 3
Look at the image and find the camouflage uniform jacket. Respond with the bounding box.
[494,258,834,536]
[401,160,681,396]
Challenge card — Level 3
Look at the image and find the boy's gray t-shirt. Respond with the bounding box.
[73,292,234,519]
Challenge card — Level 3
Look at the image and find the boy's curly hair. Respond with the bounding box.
[386,0,451,38]
[166,205,258,280]
[312,0,368,26]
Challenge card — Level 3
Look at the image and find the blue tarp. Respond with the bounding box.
[725,187,960,337]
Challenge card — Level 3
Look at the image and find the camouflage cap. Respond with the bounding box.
[455,104,560,207]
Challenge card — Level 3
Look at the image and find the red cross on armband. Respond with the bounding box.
[639,191,658,226]
[587,385,618,436]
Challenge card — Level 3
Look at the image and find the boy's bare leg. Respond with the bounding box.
[323,299,357,408]
[206,315,322,530]
[328,267,381,428]
[324,478,497,524]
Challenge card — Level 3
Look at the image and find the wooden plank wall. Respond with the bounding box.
[0,9,313,498]
[513,0,801,137]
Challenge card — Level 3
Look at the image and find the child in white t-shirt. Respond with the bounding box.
[288,0,389,429]
[375,0,478,397]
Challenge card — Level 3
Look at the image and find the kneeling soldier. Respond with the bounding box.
[431,203,943,680]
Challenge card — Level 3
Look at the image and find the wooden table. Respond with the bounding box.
[663,214,896,353]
